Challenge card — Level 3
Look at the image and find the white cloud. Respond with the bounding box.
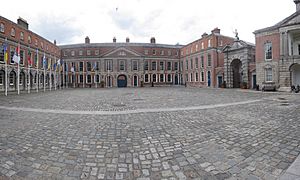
[1,0,296,45]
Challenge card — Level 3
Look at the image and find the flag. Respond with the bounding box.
[48,58,51,70]
[92,62,97,71]
[71,66,74,72]
[43,53,47,69]
[36,49,39,68]
[3,43,8,64]
[53,63,57,71]
[27,48,32,66]
[13,44,20,64]
[57,59,61,65]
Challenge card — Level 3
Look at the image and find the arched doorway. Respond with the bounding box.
[133,75,138,87]
[175,74,179,85]
[0,70,5,90]
[291,63,300,86]
[117,74,127,88]
[20,72,26,90]
[207,71,211,87]
[231,59,242,88]
[9,71,16,90]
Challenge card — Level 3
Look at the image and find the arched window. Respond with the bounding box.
[144,74,149,83]
[0,23,4,33]
[152,74,157,82]
[28,35,31,44]
[11,28,15,37]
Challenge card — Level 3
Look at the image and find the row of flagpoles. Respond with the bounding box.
[2,39,65,96]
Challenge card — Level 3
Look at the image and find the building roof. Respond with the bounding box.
[59,42,183,49]
[253,11,300,34]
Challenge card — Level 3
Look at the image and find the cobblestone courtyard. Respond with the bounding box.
[0,87,300,179]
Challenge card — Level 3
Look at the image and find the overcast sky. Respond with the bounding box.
[1,0,296,45]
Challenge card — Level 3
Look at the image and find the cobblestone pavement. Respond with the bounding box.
[0,87,299,179]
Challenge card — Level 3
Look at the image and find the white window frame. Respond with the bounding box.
[265,68,273,82]
[265,42,272,61]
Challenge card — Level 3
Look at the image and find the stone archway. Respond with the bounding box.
[231,59,242,88]
[290,63,300,86]
[117,74,127,88]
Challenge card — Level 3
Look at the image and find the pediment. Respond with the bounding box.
[281,14,300,27]
[102,47,142,58]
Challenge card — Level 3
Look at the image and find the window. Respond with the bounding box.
[160,74,164,82]
[167,62,171,71]
[35,39,38,46]
[0,71,4,85]
[11,28,15,37]
[87,75,91,83]
[64,51,67,56]
[167,74,172,82]
[71,51,75,56]
[152,61,156,71]
[159,61,164,70]
[20,32,24,40]
[0,23,4,33]
[186,59,188,70]
[196,73,199,82]
[153,74,157,82]
[132,61,138,71]
[144,50,148,55]
[79,62,83,71]
[265,68,273,82]
[95,74,100,83]
[28,36,31,44]
[152,49,156,55]
[106,60,112,71]
[196,44,199,51]
[144,61,149,71]
[190,59,193,69]
[208,39,211,47]
[174,62,178,71]
[176,51,179,56]
[145,74,149,83]
[201,56,204,68]
[207,54,212,67]
[265,42,272,60]
[0,46,4,62]
[190,47,193,54]
[201,71,204,82]
[119,60,125,71]
[160,50,164,55]
[79,75,83,83]
[79,50,83,56]
[20,50,24,65]
[87,62,91,71]
[9,72,15,85]
[195,57,199,69]
[201,42,204,49]
[87,50,91,56]
[41,42,43,49]
[10,47,15,64]
[168,50,171,56]
[190,73,193,82]
[95,50,99,55]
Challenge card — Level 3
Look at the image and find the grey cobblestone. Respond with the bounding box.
[0,88,299,179]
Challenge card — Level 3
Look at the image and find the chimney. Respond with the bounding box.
[113,37,116,43]
[85,36,90,44]
[17,17,29,30]
[54,40,56,45]
[295,0,300,11]
[150,37,156,44]
[126,37,130,43]
[211,28,220,35]
[202,33,208,38]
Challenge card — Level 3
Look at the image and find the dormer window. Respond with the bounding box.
[0,23,5,33]
[11,28,15,37]
[28,36,32,44]
[20,32,24,40]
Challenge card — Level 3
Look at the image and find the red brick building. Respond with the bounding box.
[0,16,60,92]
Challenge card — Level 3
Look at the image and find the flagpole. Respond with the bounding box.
[63,62,65,89]
[4,38,8,96]
[44,64,46,92]
[83,61,85,88]
[28,65,30,94]
[36,49,39,93]
[50,58,52,91]
[17,43,20,95]
[54,56,57,91]
[59,63,61,90]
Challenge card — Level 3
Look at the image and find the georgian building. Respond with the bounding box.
[254,0,300,91]
[180,28,235,88]
[0,16,60,92]
[60,37,182,88]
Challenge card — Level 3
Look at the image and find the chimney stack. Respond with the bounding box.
[113,37,117,43]
[17,17,28,30]
[85,36,90,44]
[295,0,300,11]
[54,40,56,45]
[211,28,220,35]
[150,37,156,44]
[126,37,130,43]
